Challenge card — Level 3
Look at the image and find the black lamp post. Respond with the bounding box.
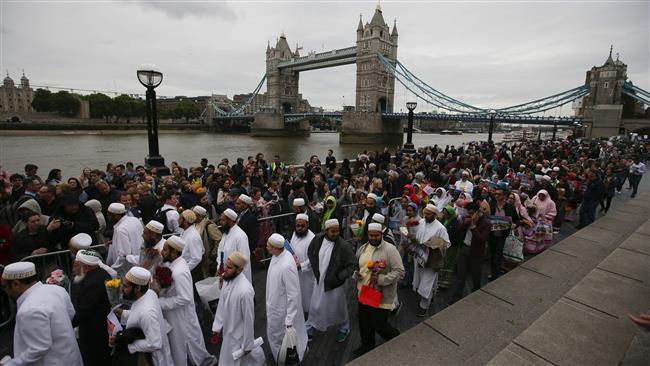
[488,109,497,143]
[137,63,169,176]
[552,117,559,140]
[573,122,582,137]
[403,101,417,153]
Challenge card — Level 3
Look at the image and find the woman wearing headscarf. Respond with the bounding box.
[320,195,341,231]
[528,189,557,254]
[430,188,451,213]
[454,192,472,221]
[84,199,106,244]
[438,206,460,289]
[402,184,420,206]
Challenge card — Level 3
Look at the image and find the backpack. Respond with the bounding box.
[152,208,174,235]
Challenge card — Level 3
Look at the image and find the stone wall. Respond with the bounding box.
[340,111,403,144]
[583,104,623,138]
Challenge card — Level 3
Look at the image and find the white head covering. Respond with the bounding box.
[367,193,378,200]
[371,213,385,223]
[166,235,186,251]
[223,208,238,221]
[69,233,92,249]
[552,167,560,172]
[238,194,253,205]
[292,198,305,207]
[296,213,309,222]
[192,206,207,216]
[542,175,551,181]
[2,262,36,280]
[268,233,285,248]
[145,220,164,234]
[125,266,151,286]
[325,219,339,229]
[423,204,439,214]
[181,209,196,224]
[228,251,247,268]
[75,249,101,266]
[107,202,126,214]
[368,223,382,232]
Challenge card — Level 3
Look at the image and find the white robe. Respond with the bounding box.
[180,224,204,271]
[107,215,143,278]
[121,290,173,366]
[307,238,348,331]
[217,225,252,284]
[8,282,82,366]
[266,249,308,362]
[290,230,316,311]
[412,218,450,300]
[212,274,265,366]
[454,179,474,195]
[158,257,211,365]
[160,203,181,234]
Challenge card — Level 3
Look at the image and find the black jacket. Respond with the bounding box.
[237,209,259,252]
[308,233,356,292]
[50,205,100,248]
[73,267,112,366]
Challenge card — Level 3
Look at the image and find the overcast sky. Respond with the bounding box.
[1,0,648,114]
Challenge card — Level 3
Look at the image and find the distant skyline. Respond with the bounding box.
[1,0,648,114]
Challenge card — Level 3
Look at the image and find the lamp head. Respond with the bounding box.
[406,102,417,111]
[488,109,497,118]
[137,63,163,89]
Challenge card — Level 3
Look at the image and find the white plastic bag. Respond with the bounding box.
[503,232,524,263]
[195,276,220,308]
[277,326,299,365]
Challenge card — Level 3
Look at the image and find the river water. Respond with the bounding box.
[0,131,504,175]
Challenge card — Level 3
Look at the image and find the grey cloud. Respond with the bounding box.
[129,0,237,20]
[0,25,10,35]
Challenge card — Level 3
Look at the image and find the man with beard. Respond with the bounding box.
[292,198,320,234]
[158,236,216,366]
[212,252,265,366]
[112,266,173,366]
[234,194,259,253]
[353,223,404,356]
[178,210,204,280]
[360,194,379,243]
[216,208,252,284]
[106,203,143,278]
[192,205,222,278]
[306,219,356,343]
[72,249,112,366]
[126,220,165,273]
[266,233,308,363]
[412,204,450,317]
[289,213,316,313]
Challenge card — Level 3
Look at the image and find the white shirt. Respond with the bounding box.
[160,204,181,234]
[9,282,82,366]
[180,224,204,271]
[217,225,252,283]
[290,230,316,311]
[454,179,474,195]
[307,238,348,331]
[107,215,143,278]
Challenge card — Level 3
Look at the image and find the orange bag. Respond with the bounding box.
[358,284,383,308]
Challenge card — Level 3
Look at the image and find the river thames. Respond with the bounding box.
[0,131,505,174]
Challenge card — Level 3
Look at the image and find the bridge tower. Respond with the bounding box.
[341,5,402,144]
[580,46,628,137]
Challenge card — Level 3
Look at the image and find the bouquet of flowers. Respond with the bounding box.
[154,266,173,296]
[105,278,122,307]
[46,269,70,291]
[350,219,364,238]
[366,260,387,285]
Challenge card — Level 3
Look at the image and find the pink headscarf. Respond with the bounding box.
[531,189,556,224]
[510,192,531,221]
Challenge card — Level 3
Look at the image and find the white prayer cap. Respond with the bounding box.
[2,262,36,280]
[166,235,186,251]
[542,175,551,181]
[296,213,309,222]
[292,198,305,207]
[553,167,560,172]
[325,219,339,229]
[69,233,92,249]
[367,193,378,200]
[75,249,101,266]
[181,209,196,224]
[125,266,151,286]
[371,213,385,223]
[423,204,439,214]
[228,251,247,268]
[268,233,285,248]
[368,223,382,232]
[145,220,164,234]
[223,208,238,221]
[238,194,253,205]
[519,164,526,169]
[192,205,207,216]
[107,202,126,214]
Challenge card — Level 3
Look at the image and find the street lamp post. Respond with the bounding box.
[488,109,497,143]
[552,117,559,140]
[137,63,169,176]
[403,101,417,153]
[573,122,582,137]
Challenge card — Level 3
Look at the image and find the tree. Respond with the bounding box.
[31,88,52,112]
[88,93,114,122]
[113,94,135,123]
[50,91,80,116]
[174,100,200,122]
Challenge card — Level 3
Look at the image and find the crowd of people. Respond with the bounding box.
[0,135,648,365]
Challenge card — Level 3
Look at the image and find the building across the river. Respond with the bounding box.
[0,71,34,114]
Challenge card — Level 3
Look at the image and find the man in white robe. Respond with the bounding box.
[125,220,165,273]
[113,266,173,366]
[1,262,83,366]
[158,236,216,366]
[306,219,356,343]
[212,252,265,366]
[178,210,204,272]
[266,233,308,363]
[216,208,252,284]
[106,203,143,278]
[289,213,316,312]
[412,204,450,317]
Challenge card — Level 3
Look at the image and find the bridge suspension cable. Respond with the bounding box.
[623,81,650,107]
[378,53,590,116]
[201,74,267,118]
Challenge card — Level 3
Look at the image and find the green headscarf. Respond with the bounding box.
[321,195,337,230]
[441,205,456,227]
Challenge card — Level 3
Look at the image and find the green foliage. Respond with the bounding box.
[31,88,52,112]
[50,91,80,116]
[173,100,200,122]
[87,93,114,121]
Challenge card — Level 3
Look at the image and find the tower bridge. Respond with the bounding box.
[206,5,650,143]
